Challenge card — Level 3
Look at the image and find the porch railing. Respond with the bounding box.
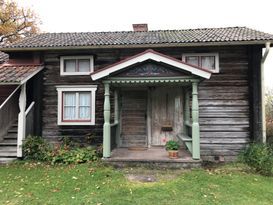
[25,101,35,138]
[0,86,20,141]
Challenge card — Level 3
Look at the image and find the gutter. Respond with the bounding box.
[261,42,271,143]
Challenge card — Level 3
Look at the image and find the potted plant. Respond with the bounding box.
[165,140,180,159]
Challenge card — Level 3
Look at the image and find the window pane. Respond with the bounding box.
[63,92,76,120]
[64,92,76,106]
[185,56,199,66]
[79,92,91,106]
[79,92,91,119]
[64,59,76,72]
[78,59,90,72]
[201,56,215,70]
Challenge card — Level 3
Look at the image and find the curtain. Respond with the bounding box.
[64,59,76,72]
[201,56,215,70]
[63,92,76,120]
[78,59,90,72]
[79,92,91,119]
[185,56,199,66]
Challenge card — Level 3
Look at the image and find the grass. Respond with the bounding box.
[0,162,273,205]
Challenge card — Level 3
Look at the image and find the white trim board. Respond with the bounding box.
[91,50,212,80]
[56,85,97,126]
[182,53,220,73]
[60,56,94,76]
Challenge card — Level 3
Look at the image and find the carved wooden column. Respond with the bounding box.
[191,82,200,160]
[103,83,111,158]
[17,83,26,157]
[183,89,190,136]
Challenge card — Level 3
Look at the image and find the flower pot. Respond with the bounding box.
[168,150,179,159]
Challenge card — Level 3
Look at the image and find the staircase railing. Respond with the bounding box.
[25,101,35,138]
[0,86,20,141]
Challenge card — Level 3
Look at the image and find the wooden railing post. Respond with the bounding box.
[17,83,26,157]
[191,82,200,160]
[103,83,111,158]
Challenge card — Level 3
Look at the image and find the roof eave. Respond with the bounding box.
[1,40,273,52]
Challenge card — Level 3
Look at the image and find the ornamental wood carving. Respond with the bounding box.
[115,62,188,77]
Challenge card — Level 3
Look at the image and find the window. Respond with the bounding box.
[60,56,94,75]
[182,53,219,73]
[56,85,97,125]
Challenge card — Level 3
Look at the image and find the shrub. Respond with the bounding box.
[239,143,273,176]
[165,140,180,151]
[23,136,101,164]
[50,146,99,165]
[23,136,52,161]
[266,121,273,145]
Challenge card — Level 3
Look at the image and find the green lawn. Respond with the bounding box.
[0,162,272,205]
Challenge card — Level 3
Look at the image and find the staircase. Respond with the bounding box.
[0,120,18,163]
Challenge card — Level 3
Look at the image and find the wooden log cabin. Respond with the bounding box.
[0,25,273,164]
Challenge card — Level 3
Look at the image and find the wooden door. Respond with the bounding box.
[151,87,183,146]
[120,90,147,147]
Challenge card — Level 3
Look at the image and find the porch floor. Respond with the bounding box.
[103,147,202,169]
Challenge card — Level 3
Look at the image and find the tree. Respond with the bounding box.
[0,0,40,44]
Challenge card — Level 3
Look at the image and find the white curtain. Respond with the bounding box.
[201,56,215,70]
[78,59,90,72]
[63,93,76,120]
[64,59,76,72]
[185,56,199,66]
[79,92,91,119]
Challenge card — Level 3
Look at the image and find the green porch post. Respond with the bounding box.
[183,89,190,135]
[192,82,200,160]
[103,83,111,158]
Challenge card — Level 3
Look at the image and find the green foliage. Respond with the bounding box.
[23,136,51,161]
[23,136,101,164]
[240,143,273,176]
[50,147,99,165]
[267,122,273,145]
[165,140,180,151]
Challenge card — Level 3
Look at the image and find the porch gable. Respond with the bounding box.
[91,49,212,80]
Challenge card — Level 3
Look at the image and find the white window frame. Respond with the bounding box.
[60,56,94,76]
[56,85,97,125]
[182,53,220,73]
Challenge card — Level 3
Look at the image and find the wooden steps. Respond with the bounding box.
[0,120,18,163]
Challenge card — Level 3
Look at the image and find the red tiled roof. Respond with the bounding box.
[0,64,43,84]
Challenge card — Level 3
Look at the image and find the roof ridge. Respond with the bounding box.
[34,26,247,35]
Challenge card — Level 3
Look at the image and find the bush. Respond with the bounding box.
[266,121,273,145]
[50,147,99,165]
[23,136,101,164]
[240,143,273,176]
[23,136,52,161]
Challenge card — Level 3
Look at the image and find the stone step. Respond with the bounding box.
[103,159,202,169]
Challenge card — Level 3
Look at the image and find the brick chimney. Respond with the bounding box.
[132,24,148,32]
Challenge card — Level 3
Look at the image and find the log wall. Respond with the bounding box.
[40,46,261,159]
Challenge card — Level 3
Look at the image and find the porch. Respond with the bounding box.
[91,49,212,161]
[103,147,202,168]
